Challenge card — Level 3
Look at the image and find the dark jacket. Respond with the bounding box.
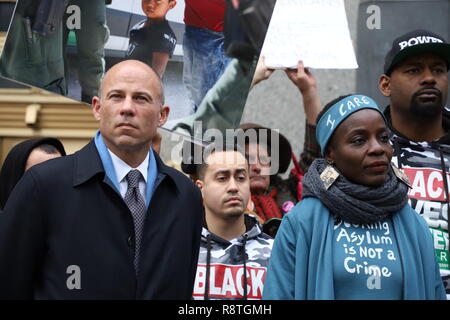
[0,140,203,299]
[193,215,273,300]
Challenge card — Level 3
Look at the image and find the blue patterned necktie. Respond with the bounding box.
[124,169,146,274]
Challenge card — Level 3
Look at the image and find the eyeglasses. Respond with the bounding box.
[246,154,271,167]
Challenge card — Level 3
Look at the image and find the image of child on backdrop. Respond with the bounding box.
[126,0,177,78]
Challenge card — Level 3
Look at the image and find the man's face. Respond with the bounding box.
[92,61,169,157]
[245,142,271,195]
[142,0,176,20]
[197,151,250,219]
[380,52,448,118]
[327,109,393,187]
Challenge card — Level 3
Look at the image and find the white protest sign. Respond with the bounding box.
[261,0,358,69]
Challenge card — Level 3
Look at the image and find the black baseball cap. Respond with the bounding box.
[384,29,450,75]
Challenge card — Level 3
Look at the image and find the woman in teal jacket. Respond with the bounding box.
[263,94,446,300]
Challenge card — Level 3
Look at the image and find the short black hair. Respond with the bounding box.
[197,142,248,181]
[34,143,62,155]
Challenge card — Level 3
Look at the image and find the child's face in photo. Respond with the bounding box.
[142,0,176,20]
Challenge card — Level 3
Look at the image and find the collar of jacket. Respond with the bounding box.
[201,214,262,245]
[384,105,450,144]
[72,139,181,194]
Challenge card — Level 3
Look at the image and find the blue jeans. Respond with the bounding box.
[183,25,232,113]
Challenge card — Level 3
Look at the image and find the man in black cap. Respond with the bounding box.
[378,29,450,297]
[379,29,450,143]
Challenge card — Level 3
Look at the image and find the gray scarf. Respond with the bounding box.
[302,159,409,225]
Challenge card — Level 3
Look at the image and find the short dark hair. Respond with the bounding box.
[34,143,62,155]
[197,142,248,181]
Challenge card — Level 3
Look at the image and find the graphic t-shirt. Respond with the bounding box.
[391,134,450,298]
[126,19,177,67]
[192,222,273,300]
[333,218,403,299]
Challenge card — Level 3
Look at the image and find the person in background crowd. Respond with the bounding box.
[263,94,445,300]
[239,124,298,228]
[378,29,450,298]
[0,137,66,211]
[0,60,203,299]
[250,58,323,171]
[192,142,273,300]
[178,58,322,237]
[237,59,322,236]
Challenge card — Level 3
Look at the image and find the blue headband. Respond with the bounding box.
[316,94,386,155]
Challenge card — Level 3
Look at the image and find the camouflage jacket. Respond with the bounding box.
[385,105,450,297]
[192,215,273,300]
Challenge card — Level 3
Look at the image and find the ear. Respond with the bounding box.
[195,179,204,193]
[169,0,177,9]
[158,105,170,127]
[92,96,102,121]
[378,74,392,98]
